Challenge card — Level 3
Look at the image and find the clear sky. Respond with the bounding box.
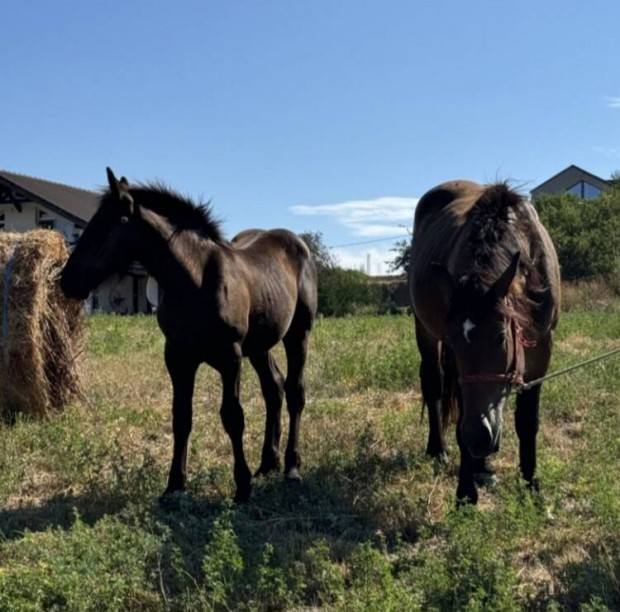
[2,0,619,274]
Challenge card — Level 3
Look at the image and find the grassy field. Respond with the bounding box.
[0,300,619,610]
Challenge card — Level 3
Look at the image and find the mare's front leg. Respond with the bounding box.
[164,342,199,496]
[516,337,551,490]
[250,351,284,476]
[415,317,448,462]
[455,391,478,505]
[219,346,252,502]
[515,385,541,489]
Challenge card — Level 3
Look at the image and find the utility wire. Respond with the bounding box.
[328,234,410,249]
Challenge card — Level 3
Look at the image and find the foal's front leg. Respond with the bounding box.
[164,343,199,496]
[219,348,252,502]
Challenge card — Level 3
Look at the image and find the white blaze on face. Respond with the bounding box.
[463,318,476,343]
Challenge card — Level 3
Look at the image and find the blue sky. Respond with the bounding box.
[2,0,619,273]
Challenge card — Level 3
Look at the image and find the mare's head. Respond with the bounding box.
[61,168,138,300]
[438,251,524,458]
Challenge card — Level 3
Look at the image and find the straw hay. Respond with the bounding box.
[0,230,83,420]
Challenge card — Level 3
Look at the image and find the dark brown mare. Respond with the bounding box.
[61,168,317,503]
[409,180,561,504]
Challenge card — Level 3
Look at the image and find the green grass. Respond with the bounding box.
[0,305,619,610]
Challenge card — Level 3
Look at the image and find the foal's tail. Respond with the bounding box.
[440,344,459,430]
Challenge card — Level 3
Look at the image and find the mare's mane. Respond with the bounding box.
[459,182,541,327]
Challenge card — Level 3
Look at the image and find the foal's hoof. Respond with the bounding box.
[158,490,187,511]
[285,467,302,482]
[233,486,252,504]
[254,462,282,478]
[526,477,540,492]
[456,486,478,506]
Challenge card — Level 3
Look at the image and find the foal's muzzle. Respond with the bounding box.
[60,269,90,300]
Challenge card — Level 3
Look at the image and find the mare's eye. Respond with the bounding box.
[497,331,506,345]
[120,216,129,224]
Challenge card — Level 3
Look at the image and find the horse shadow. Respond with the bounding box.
[0,441,422,594]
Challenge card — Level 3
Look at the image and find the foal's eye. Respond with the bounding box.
[497,331,507,345]
[120,216,129,224]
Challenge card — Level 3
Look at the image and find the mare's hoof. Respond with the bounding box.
[285,467,302,482]
[474,472,499,488]
[472,457,496,487]
[426,449,449,464]
[436,451,449,465]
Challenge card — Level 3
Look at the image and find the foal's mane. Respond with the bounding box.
[104,182,225,243]
[463,182,540,326]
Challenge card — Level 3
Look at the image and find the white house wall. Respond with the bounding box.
[3,202,37,232]
[2,199,148,314]
[3,202,75,242]
[89,275,148,315]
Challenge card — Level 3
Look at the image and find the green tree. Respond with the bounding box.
[298,231,387,316]
[534,189,620,282]
[386,237,411,275]
[298,231,337,273]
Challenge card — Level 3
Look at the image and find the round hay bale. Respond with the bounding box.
[0,230,83,420]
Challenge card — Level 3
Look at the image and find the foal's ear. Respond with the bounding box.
[106,167,133,214]
[487,251,521,303]
[431,262,454,306]
[106,167,119,194]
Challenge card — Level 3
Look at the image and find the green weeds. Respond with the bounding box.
[0,307,618,609]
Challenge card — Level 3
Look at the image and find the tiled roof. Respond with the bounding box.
[0,170,100,225]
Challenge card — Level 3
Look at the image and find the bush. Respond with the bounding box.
[534,190,620,283]
[318,268,386,317]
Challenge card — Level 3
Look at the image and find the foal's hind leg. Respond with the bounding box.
[282,326,311,481]
[250,351,285,476]
[218,347,252,502]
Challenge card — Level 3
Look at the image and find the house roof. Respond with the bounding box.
[0,170,100,226]
[530,164,609,194]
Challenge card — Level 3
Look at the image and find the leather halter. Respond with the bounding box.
[458,319,537,387]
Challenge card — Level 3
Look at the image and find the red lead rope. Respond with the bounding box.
[458,320,537,387]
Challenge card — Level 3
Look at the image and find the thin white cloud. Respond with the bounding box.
[593,145,620,158]
[605,96,620,108]
[290,196,417,237]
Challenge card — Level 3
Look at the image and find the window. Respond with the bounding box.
[37,209,56,230]
[567,181,602,200]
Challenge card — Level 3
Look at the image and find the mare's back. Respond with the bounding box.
[411,180,484,277]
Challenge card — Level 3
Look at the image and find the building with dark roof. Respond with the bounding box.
[0,170,148,314]
[530,165,609,200]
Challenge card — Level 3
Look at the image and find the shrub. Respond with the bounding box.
[318,268,385,317]
[534,190,620,283]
